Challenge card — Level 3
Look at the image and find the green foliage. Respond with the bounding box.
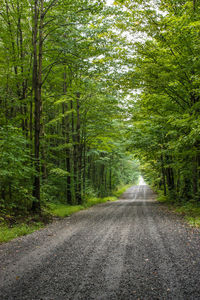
[156,189,200,227]
[0,182,131,243]
[118,0,200,203]
[47,203,84,218]
[112,184,133,198]
[0,223,43,243]
[47,184,130,218]
[0,126,34,211]
[47,197,117,218]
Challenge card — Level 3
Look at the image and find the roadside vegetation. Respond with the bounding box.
[158,193,200,228]
[0,184,135,243]
[116,0,200,226]
[1,0,200,238]
[0,0,140,242]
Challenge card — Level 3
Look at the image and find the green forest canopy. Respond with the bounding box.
[0,0,199,215]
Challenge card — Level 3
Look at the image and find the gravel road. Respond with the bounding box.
[1,184,200,300]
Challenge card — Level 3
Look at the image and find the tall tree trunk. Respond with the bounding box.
[82,134,86,198]
[193,0,196,11]
[104,168,107,196]
[161,154,167,196]
[32,0,44,212]
[109,161,112,193]
[30,92,33,146]
[76,92,82,204]
[193,152,199,199]
[63,69,72,204]
[71,98,77,203]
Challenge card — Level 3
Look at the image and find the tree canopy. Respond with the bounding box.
[0,0,199,216]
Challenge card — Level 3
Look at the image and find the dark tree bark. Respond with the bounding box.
[161,154,167,196]
[82,134,86,198]
[63,69,72,204]
[76,92,82,204]
[71,98,77,203]
[109,162,112,193]
[32,0,44,212]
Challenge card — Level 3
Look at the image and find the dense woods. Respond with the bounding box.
[0,0,139,215]
[122,0,200,202]
[0,0,200,218]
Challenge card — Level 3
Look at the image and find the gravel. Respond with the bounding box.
[1,185,200,299]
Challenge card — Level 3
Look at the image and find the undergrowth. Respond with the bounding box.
[112,184,132,198]
[175,202,200,227]
[0,184,129,243]
[47,196,117,218]
[157,192,200,228]
[0,223,43,243]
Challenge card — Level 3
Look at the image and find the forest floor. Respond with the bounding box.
[1,185,200,299]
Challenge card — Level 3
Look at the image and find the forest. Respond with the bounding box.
[0,0,200,222]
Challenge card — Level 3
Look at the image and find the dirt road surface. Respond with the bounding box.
[1,184,200,299]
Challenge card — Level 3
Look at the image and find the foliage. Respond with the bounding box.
[47,183,130,218]
[0,223,43,243]
[117,0,200,204]
[0,0,139,216]
[0,126,35,211]
[157,197,200,228]
[112,184,133,198]
[0,181,129,243]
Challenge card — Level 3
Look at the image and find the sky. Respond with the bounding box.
[106,0,114,6]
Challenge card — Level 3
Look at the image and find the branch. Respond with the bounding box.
[41,62,57,85]
[149,16,191,83]
[43,0,59,18]
[42,17,57,28]
[164,88,187,110]
[41,51,64,85]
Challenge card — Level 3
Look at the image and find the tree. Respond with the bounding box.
[0,0,140,215]
[117,0,200,201]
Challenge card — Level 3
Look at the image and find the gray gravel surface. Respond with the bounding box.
[1,184,200,300]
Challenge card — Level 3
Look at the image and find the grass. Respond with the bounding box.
[0,222,43,243]
[157,193,200,228]
[0,184,130,243]
[175,202,200,227]
[47,203,85,218]
[112,184,132,198]
[47,196,117,218]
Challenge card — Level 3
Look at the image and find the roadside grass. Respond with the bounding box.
[47,196,117,218]
[47,203,85,218]
[157,193,200,228]
[112,184,132,198]
[175,203,200,227]
[45,185,132,218]
[0,222,43,243]
[47,197,117,218]
[0,184,130,243]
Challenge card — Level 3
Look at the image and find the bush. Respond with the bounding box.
[0,126,34,212]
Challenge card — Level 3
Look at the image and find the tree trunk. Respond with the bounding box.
[83,135,86,198]
[71,98,77,203]
[32,0,44,212]
[161,154,167,196]
[76,92,82,204]
[63,69,72,204]
[110,163,112,193]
